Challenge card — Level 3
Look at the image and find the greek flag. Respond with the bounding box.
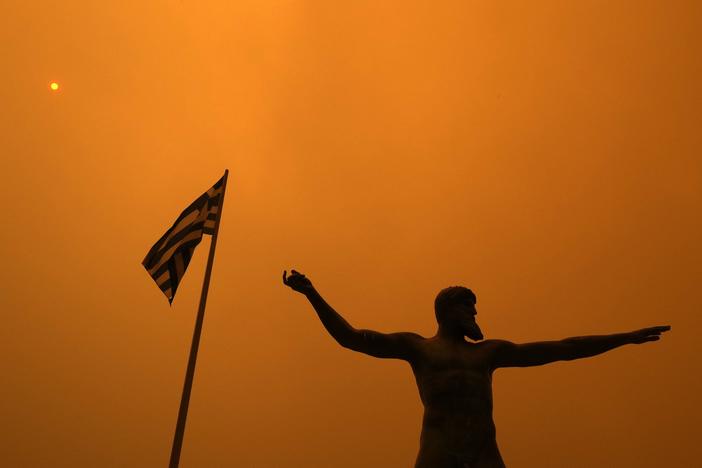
[142,175,225,303]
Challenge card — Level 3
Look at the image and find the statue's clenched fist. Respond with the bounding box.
[283,269,315,295]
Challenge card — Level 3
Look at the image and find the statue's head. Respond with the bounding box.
[434,286,483,341]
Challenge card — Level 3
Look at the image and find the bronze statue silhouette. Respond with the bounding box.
[282,269,670,468]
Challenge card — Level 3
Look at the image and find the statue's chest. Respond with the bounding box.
[412,343,494,406]
[418,342,490,374]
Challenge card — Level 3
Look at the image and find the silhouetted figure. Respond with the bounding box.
[282,270,670,468]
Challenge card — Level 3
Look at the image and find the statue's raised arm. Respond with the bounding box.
[283,269,420,360]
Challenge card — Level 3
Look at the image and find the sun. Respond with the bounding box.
[49,82,59,91]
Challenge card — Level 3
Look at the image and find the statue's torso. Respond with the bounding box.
[410,339,506,468]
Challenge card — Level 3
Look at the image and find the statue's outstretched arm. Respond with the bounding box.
[488,326,670,368]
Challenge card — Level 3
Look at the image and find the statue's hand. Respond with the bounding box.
[628,325,671,344]
[283,269,315,295]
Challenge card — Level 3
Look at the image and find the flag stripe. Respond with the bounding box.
[158,220,206,255]
[150,239,200,278]
[155,269,169,286]
[148,237,204,280]
[181,246,193,267]
[147,230,204,275]
[158,210,202,251]
[174,252,185,278]
[168,261,180,295]
[159,277,172,291]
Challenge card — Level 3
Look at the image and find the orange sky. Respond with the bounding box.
[1,1,700,467]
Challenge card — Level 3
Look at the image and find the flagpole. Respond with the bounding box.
[169,169,229,468]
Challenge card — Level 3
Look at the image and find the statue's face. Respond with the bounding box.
[448,301,484,341]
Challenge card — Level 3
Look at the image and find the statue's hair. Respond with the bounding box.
[434,286,476,323]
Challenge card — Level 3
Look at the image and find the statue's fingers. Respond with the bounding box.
[283,270,288,284]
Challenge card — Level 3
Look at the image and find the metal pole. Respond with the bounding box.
[169,169,229,468]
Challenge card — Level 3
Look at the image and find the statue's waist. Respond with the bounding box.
[427,403,493,420]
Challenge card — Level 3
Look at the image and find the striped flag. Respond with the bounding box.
[142,175,225,303]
